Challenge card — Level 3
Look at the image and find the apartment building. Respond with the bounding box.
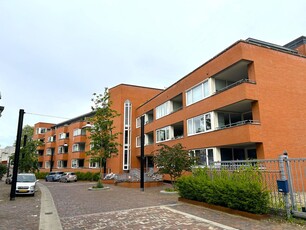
[33,85,162,173]
[34,36,306,174]
[134,36,306,168]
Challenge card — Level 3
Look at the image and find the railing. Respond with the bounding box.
[216,120,260,130]
[214,78,256,95]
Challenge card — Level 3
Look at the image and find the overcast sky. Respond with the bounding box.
[0,0,305,147]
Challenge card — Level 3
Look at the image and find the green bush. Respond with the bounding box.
[35,171,48,179]
[0,164,8,179]
[176,167,269,214]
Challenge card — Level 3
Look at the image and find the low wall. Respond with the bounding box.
[115,181,163,188]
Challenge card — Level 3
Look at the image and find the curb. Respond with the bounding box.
[178,197,270,220]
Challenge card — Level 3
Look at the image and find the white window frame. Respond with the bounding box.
[136,136,141,147]
[71,159,84,168]
[57,160,64,168]
[73,128,86,136]
[186,79,211,106]
[72,143,85,152]
[156,101,172,119]
[46,148,52,156]
[59,133,66,140]
[36,127,47,134]
[58,146,64,154]
[136,117,141,128]
[190,148,214,166]
[45,161,51,169]
[187,112,213,136]
[156,126,172,143]
[89,161,100,168]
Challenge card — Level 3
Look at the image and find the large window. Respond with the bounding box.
[59,132,69,140]
[156,126,172,142]
[71,159,84,168]
[72,143,85,152]
[190,148,214,166]
[156,101,172,119]
[57,160,67,168]
[187,112,213,135]
[73,128,86,136]
[89,161,100,168]
[186,80,210,106]
[36,127,48,134]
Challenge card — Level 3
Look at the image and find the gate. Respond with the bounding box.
[211,153,306,219]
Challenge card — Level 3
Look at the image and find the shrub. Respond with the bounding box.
[176,167,269,214]
[35,171,48,179]
[0,164,7,180]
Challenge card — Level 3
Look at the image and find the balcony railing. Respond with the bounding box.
[214,79,256,95]
[216,120,260,130]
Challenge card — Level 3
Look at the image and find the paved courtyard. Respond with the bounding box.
[1,179,305,229]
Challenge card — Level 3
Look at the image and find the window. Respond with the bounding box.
[156,101,172,119]
[187,112,213,135]
[136,117,141,128]
[71,159,84,168]
[156,126,171,142]
[59,131,68,140]
[38,162,43,168]
[72,143,85,152]
[73,128,86,136]
[36,127,47,134]
[190,148,214,166]
[186,80,210,106]
[47,136,55,142]
[89,161,100,168]
[123,100,131,170]
[57,160,67,168]
[46,148,53,156]
[45,161,51,169]
[136,136,141,147]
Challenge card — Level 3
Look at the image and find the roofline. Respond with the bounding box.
[137,36,306,110]
[52,111,96,128]
[284,36,306,49]
[109,83,163,92]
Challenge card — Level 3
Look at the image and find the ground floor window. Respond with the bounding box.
[189,148,214,166]
[220,148,257,161]
[57,160,67,168]
[89,160,100,168]
[45,161,51,169]
[71,159,85,168]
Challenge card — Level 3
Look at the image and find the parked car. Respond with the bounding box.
[16,173,38,196]
[45,171,64,182]
[59,172,77,182]
[5,175,12,184]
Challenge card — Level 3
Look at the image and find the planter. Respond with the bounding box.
[115,181,163,188]
[160,190,179,194]
[88,186,110,191]
[178,197,269,220]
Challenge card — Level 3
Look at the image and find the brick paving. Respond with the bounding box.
[1,178,306,229]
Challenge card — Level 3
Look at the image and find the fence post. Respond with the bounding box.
[284,151,297,212]
[279,154,291,218]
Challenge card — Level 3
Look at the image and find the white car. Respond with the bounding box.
[59,172,77,182]
[16,173,38,196]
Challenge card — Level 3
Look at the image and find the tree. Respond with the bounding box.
[86,88,121,188]
[153,143,195,188]
[11,125,42,173]
[0,164,7,180]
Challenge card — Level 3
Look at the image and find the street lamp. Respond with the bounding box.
[0,106,4,117]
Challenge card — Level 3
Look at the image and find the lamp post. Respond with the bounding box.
[10,109,25,200]
[140,115,145,191]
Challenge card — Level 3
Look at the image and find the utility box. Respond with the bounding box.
[277,179,289,193]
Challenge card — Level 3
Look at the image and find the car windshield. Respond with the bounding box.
[17,174,36,182]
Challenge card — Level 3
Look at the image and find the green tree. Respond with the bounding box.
[86,88,121,188]
[0,164,7,180]
[11,125,42,173]
[153,143,195,188]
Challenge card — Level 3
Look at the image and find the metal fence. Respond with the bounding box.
[210,154,306,219]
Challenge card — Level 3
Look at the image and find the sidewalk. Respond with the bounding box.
[1,180,305,230]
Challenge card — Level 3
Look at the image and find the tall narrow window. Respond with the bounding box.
[123,100,131,171]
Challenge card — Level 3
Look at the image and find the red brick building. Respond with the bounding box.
[34,36,306,174]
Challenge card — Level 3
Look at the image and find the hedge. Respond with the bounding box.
[176,167,270,214]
